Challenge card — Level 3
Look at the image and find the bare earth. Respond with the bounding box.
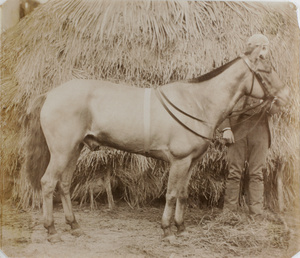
[1,201,299,258]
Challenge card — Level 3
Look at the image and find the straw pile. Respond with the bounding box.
[0,0,299,210]
[187,209,291,256]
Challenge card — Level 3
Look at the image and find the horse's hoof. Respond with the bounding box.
[176,230,189,237]
[71,228,85,237]
[47,233,62,243]
[162,234,176,244]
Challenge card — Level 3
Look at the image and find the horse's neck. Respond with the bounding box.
[190,60,249,128]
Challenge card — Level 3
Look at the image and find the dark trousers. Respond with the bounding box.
[224,114,269,214]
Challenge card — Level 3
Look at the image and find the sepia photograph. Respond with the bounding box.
[1,0,299,257]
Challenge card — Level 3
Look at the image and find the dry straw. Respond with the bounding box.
[188,209,290,256]
[0,0,299,210]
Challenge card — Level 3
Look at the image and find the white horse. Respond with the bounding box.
[24,54,289,242]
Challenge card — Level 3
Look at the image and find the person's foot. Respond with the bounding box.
[249,211,285,224]
[222,204,239,213]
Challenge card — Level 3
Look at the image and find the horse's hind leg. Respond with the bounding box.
[41,147,82,241]
[57,147,83,234]
[41,157,65,241]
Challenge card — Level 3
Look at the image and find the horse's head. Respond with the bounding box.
[242,55,290,108]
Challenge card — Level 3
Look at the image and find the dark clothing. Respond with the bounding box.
[222,96,271,147]
[221,96,272,214]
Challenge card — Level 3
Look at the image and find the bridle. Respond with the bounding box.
[155,55,278,141]
[240,54,277,102]
[227,54,279,119]
[240,54,279,114]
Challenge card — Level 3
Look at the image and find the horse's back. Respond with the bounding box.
[40,79,148,153]
[46,79,140,100]
[42,79,143,114]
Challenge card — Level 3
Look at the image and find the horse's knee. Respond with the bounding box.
[58,181,71,196]
[177,196,188,205]
[41,177,56,197]
[166,193,177,205]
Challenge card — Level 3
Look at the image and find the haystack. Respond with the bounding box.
[1,0,299,210]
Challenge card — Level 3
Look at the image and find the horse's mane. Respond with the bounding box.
[188,57,241,83]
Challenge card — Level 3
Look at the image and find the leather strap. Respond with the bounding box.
[155,88,212,141]
[240,54,257,71]
[227,100,268,118]
[158,87,208,125]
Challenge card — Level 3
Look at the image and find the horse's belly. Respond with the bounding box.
[87,88,150,152]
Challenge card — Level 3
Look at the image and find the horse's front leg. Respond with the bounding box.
[174,173,193,236]
[161,158,192,239]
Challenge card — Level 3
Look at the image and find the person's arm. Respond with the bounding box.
[219,96,248,144]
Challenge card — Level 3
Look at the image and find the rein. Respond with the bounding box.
[154,87,213,141]
[155,55,276,141]
[227,99,269,119]
[158,88,208,125]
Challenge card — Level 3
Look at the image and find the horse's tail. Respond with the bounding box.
[22,94,50,191]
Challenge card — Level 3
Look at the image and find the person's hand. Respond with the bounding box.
[266,102,281,115]
[222,129,235,144]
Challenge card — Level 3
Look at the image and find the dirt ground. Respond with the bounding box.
[1,201,300,258]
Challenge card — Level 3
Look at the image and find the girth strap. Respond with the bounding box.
[144,88,151,153]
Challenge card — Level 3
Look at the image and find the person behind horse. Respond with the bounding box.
[220,34,280,216]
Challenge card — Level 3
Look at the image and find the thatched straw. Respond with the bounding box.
[0,0,299,209]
